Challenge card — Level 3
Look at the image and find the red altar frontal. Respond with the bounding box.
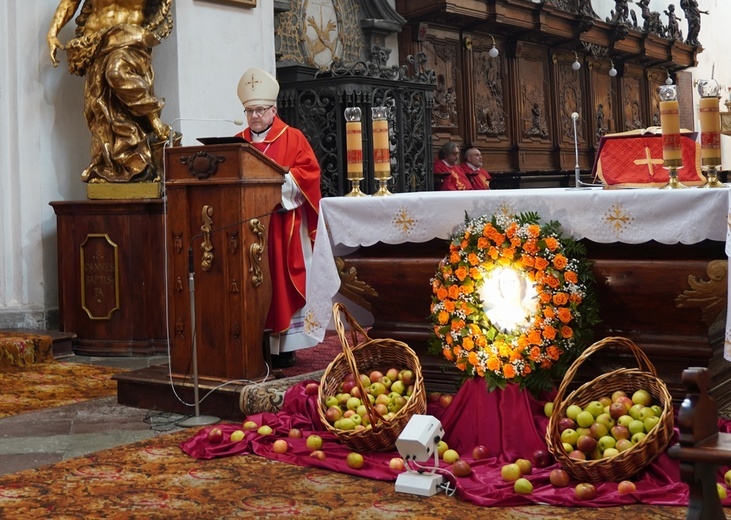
[300,188,731,409]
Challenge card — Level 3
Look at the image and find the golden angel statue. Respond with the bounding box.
[47,0,173,184]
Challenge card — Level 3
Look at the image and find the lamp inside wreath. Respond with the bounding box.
[478,266,539,333]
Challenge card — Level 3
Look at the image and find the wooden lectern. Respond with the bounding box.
[165,142,286,381]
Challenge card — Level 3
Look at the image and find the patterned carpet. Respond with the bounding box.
[0,362,123,419]
[0,428,693,519]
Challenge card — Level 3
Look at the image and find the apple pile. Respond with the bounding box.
[554,389,664,461]
[322,368,416,431]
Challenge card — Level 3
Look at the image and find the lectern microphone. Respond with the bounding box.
[571,112,602,189]
[168,117,244,147]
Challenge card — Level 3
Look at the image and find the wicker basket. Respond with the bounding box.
[545,336,674,482]
[317,303,426,452]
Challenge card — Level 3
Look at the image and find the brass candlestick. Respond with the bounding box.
[660,165,688,189]
[345,177,367,197]
[699,164,727,188]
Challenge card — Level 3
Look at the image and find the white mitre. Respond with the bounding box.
[237,67,279,107]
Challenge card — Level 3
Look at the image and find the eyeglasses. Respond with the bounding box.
[244,105,274,118]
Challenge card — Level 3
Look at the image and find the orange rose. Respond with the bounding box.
[468,351,479,366]
[546,276,560,289]
[438,310,449,324]
[544,237,558,251]
[557,307,572,323]
[443,300,456,313]
[463,337,475,351]
[443,348,454,361]
[448,284,460,299]
[552,292,569,306]
[450,251,460,264]
[553,254,567,270]
[455,266,468,282]
[503,364,516,379]
[561,325,573,338]
[487,356,500,371]
[477,237,489,249]
[534,257,549,270]
[564,271,578,284]
[528,224,541,237]
[542,325,557,340]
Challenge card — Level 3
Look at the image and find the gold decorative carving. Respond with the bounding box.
[675,260,728,327]
[80,234,120,320]
[200,205,214,272]
[335,257,378,310]
[248,219,266,287]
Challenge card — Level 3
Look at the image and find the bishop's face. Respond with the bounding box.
[245,104,276,133]
[466,150,483,168]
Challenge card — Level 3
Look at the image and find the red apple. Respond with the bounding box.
[389,457,405,471]
[427,391,442,403]
[369,370,384,383]
[574,482,597,500]
[609,401,628,420]
[550,468,570,487]
[325,406,342,424]
[207,427,223,444]
[452,459,472,477]
[472,445,489,460]
[242,420,258,431]
[557,417,576,433]
[346,452,365,469]
[532,448,552,468]
[288,428,303,438]
[569,450,586,460]
[399,369,415,386]
[577,435,597,454]
[439,394,454,408]
[386,367,400,381]
[611,425,631,440]
[617,480,637,494]
[309,450,326,461]
[272,439,289,454]
[340,380,355,394]
[305,382,320,395]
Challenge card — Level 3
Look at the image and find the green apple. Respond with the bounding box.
[628,404,645,420]
[306,434,323,450]
[631,432,647,444]
[544,401,554,417]
[514,477,533,494]
[561,428,579,447]
[603,447,620,458]
[596,413,616,430]
[644,415,660,432]
[230,430,245,442]
[632,389,653,406]
[443,449,460,463]
[324,395,339,409]
[617,415,634,428]
[651,405,663,417]
[390,380,406,395]
[598,435,616,451]
[718,483,728,500]
[346,452,364,469]
[437,440,449,457]
[628,419,645,436]
[725,469,731,487]
[566,404,582,420]
[639,407,656,421]
[562,442,574,453]
[585,401,605,418]
[501,463,522,481]
[576,411,595,428]
[257,425,273,435]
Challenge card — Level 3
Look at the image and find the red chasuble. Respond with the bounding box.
[461,164,492,190]
[238,117,321,333]
[434,160,473,191]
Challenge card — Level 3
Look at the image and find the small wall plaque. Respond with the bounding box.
[80,234,120,320]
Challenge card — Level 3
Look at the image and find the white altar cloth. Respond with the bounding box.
[301,187,731,359]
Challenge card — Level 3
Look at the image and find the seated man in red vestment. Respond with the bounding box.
[236,67,322,368]
[460,147,492,190]
[433,141,472,191]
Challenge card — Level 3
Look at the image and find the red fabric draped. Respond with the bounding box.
[181,377,730,508]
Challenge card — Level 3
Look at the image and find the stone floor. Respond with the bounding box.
[0,354,188,477]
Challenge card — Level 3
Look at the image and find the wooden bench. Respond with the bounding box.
[667,367,730,520]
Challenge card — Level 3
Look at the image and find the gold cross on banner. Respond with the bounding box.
[244,74,261,91]
[633,146,664,178]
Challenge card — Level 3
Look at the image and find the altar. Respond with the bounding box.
[301,188,731,407]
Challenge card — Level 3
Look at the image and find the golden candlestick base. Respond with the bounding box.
[373,175,393,196]
[660,166,688,189]
[699,166,727,188]
[345,177,368,197]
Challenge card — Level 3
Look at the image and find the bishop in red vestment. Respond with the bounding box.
[237,68,322,365]
[434,141,472,190]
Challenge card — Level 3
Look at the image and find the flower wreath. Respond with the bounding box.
[429,211,600,396]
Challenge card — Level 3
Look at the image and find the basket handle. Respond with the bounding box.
[333,302,371,353]
[332,303,383,429]
[553,336,657,407]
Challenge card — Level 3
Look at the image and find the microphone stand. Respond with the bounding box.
[177,246,219,427]
[175,207,287,428]
[571,113,603,189]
